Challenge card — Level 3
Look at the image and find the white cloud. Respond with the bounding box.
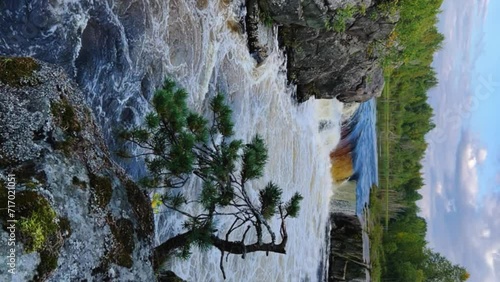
[485,246,499,271]
[481,228,491,238]
[468,157,477,168]
[461,143,480,205]
[478,148,488,164]
[436,182,443,195]
[445,199,456,213]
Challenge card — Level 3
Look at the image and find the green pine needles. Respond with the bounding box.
[120,78,303,275]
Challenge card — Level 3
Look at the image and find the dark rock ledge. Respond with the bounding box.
[245,0,398,103]
[328,213,367,282]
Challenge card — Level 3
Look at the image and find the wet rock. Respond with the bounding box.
[258,0,397,103]
[157,270,187,282]
[328,213,366,282]
[0,59,155,281]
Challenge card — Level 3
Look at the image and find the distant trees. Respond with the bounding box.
[119,79,302,277]
[374,0,470,281]
[422,249,470,282]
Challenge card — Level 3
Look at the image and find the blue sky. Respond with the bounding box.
[419,0,500,281]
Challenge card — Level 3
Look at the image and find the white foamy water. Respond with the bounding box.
[0,0,344,280]
[151,0,344,281]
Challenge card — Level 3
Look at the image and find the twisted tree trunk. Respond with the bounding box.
[153,231,287,271]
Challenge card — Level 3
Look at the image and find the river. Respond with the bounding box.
[0,0,377,281]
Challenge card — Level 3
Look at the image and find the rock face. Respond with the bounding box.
[328,213,366,282]
[0,58,155,281]
[257,0,397,102]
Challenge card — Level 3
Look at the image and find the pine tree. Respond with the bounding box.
[119,79,303,277]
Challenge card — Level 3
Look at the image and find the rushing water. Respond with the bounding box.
[0,0,348,281]
[351,100,378,214]
[350,100,378,281]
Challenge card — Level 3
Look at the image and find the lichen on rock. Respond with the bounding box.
[0,58,155,281]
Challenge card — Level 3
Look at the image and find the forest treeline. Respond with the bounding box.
[373,0,469,281]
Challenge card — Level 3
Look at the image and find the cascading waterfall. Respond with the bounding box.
[0,0,346,280]
[329,100,378,281]
[156,9,344,278]
[148,0,344,280]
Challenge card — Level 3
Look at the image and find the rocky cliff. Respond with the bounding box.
[252,0,397,102]
[328,213,367,282]
[0,57,155,281]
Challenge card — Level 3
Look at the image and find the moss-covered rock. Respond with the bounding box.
[0,56,40,86]
[58,217,72,238]
[0,189,64,281]
[124,180,154,240]
[108,217,135,268]
[0,59,155,281]
[89,173,113,210]
[51,97,82,135]
[33,250,59,282]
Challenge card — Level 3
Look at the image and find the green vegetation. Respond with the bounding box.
[107,217,135,268]
[51,98,82,135]
[259,9,274,27]
[0,56,39,86]
[325,5,358,32]
[89,173,113,210]
[0,188,66,281]
[50,98,83,154]
[119,79,302,276]
[367,187,385,282]
[19,207,58,252]
[35,250,59,282]
[369,0,470,281]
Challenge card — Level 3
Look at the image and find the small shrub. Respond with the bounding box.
[360,3,368,16]
[259,10,273,27]
[326,5,358,32]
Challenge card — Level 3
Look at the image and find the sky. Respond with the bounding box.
[419,0,500,281]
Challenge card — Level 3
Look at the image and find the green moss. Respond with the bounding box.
[360,3,368,16]
[49,98,83,154]
[19,215,50,252]
[17,193,58,253]
[0,190,63,280]
[89,173,113,209]
[259,9,273,27]
[0,185,65,281]
[325,5,358,32]
[108,217,135,268]
[0,56,40,86]
[51,98,82,135]
[24,181,38,190]
[33,250,58,282]
[124,180,154,239]
[93,216,136,273]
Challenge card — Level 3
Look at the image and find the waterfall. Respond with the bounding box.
[0,0,345,280]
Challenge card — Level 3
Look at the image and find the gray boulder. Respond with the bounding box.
[257,0,397,102]
[0,57,155,281]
